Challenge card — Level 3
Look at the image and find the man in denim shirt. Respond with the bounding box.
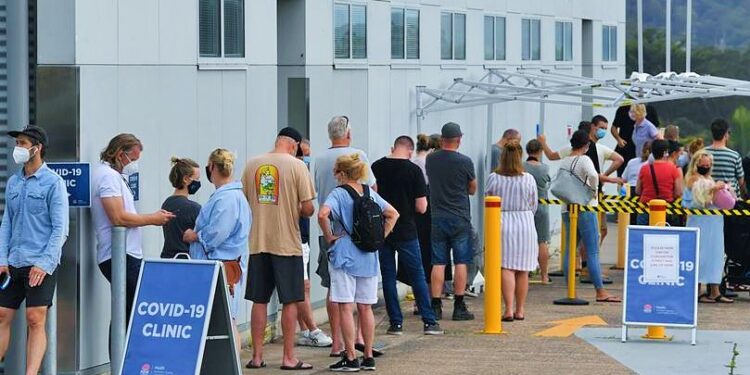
[0,125,69,374]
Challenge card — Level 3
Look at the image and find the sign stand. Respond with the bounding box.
[622,226,700,346]
[120,259,241,375]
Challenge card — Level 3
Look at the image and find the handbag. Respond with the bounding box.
[714,186,737,210]
[550,156,595,205]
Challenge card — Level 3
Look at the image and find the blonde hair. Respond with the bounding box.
[100,133,143,165]
[687,138,704,156]
[685,149,713,189]
[208,148,235,178]
[664,124,680,141]
[169,157,199,189]
[630,103,647,118]
[497,140,524,176]
[334,153,368,182]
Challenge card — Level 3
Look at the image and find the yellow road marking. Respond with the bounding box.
[534,315,607,337]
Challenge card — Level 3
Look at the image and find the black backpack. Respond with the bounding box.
[338,184,384,252]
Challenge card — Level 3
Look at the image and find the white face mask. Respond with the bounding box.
[121,154,139,176]
[12,146,35,165]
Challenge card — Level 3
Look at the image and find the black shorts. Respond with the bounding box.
[246,253,304,304]
[0,266,57,309]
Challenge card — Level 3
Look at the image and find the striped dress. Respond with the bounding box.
[485,173,539,271]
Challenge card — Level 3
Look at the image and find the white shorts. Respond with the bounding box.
[329,266,378,305]
[302,242,311,281]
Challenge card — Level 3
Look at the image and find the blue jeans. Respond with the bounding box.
[562,212,604,289]
[380,239,437,325]
[431,216,473,265]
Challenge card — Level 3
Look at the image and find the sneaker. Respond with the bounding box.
[443,292,454,300]
[424,323,444,335]
[296,330,312,346]
[360,357,376,371]
[464,289,479,298]
[306,328,333,347]
[452,300,475,321]
[386,323,403,336]
[431,300,443,321]
[330,356,360,372]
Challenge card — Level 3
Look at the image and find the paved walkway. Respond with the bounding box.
[239,222,750,374]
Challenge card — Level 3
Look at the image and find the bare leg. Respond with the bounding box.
[281,303,301,367]
[297,280,316,331]
[431,265,446,298]
[0,307,16,360]
[327,291,343,355]
[232,320,241,355]
[250,303,267,366]
[26,307,48,375]
[501,269,515,318]
[337,303,357,360]
[357,304,375,358]
[514,272,529,318]
[453,264,468,296]
[538,242,550,283]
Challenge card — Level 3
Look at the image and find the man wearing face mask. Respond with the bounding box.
[92,134,175,327]
[0,125,68,374]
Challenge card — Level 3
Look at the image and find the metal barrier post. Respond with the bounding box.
[111,226,127,374]
[643,199,670,340]
[613,184,630,270]
[42,292,57,374]
[554,204,589,305]
[483,197,503,334]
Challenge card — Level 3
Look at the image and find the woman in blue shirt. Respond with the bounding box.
[184,149,251,352]
[318,153,399,372]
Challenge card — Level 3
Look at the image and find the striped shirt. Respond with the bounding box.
[705,146,744,193]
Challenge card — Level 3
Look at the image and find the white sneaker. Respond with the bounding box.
[296,330,312,346]
[307,328,333,347]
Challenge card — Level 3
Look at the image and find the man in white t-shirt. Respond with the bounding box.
[91,134,174,324]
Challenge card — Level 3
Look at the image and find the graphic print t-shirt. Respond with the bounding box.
[242,153,316,256]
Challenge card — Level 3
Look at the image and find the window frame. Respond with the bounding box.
[602,25,618,62]
[484,15,506,61]
[521,18,541,61]
[554,20,573,62]
[198,0,246,64]
[334,1,368,62]
[441,11,466,61]
[391,6,420,62]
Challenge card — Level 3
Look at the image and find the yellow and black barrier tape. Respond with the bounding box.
[538,199,750,216]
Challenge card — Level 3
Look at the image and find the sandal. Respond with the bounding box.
[355,343,384,357]
[502,316,514,322]
[698,294,715,304]
[245,360,266,369]
[714,295,734,304]
[513,314,525,321]
[595,295,621,303]
[280,360,313,371]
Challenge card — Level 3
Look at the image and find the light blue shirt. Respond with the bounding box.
[0,164,69,274]
[189,181,251,261]
[324,186,387,278]
[633,119,658,159]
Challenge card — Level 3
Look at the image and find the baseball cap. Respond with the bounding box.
[8,125,48,146]
[441,122,463,138]
[278,127,304,156]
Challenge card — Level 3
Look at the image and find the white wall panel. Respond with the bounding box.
[74,0,117,65]
[159,0,198,64]
[118,0,159,64]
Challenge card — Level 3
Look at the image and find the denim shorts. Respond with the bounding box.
[431,216,474,265]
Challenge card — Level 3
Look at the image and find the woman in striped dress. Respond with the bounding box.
[485,140,538,321]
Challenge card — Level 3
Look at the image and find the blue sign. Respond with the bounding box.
[47,162,91,207]
[128,173,139,201]
[623,226,699,327]
[122,261,217,375]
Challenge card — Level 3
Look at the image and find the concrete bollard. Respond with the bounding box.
[483,197,503,334]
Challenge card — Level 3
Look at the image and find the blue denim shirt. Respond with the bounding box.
[189,181,251,261]
[0,164,69,274]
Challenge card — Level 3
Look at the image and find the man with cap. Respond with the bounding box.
[426,122,477,321]
[0,125,69,374]
[242,127,316,370]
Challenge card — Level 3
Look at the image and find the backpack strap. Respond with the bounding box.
[338,184,360,201]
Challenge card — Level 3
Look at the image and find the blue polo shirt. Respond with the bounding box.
[633,119,658,159]
[0,164,69,274]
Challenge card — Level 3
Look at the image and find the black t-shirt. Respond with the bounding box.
[371,157,428,241]
[161,195,201,258]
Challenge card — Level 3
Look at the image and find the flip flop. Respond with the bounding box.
[355,343,384,357]
[502,316,514,322]
[513,314,525,321]
[698,295,715,304]
[245,360,266,369]
[595,295,621,303]
[714,295,734,304]
[280,361,313,371]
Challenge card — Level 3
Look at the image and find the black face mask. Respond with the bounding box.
[205,165,213,183]
[187,180,201,195]
[697,166,711,176]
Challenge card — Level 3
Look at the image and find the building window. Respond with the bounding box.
[335,3,367,59]
[602,25,617,62]
[441,12,465,60]
[555,21,573,61]
[199,0,245,58]
[521,18,541,61]
[484,16,506,61]
[391,8,419,60]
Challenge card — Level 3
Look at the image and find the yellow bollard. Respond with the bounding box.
[612,184,630,270]
[642,199,670,340]
[554,204,589,305]
[483,196,503,334]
